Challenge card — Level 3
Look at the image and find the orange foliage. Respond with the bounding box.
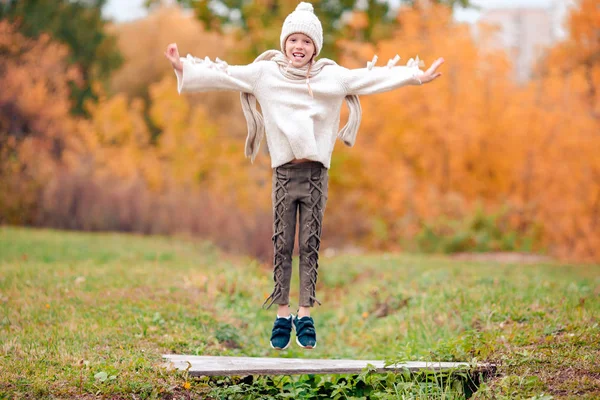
[334,3,600,260]
[0,21,81,223]
[39,70,273,257]
[3,2,600,262]
[108,4,250,156]
[527,0,600,259]
[108,5,230,98]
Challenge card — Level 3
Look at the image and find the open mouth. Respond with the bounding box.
[292,52,305,61]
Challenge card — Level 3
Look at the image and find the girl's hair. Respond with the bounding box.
[306,57,314,98]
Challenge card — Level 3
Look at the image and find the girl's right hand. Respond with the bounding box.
[164,43,183,72]
[417,57,444,84]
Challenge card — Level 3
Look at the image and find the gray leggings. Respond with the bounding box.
[263,161,329,309]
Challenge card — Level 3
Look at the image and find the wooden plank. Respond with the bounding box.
[162,355,477,377]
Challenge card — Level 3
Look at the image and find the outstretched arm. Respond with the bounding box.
[163,43,262,94]
[341,56,444,96]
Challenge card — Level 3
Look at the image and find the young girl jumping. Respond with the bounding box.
[164,2,443,350]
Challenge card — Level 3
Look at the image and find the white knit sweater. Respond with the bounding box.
[174,55,423,169]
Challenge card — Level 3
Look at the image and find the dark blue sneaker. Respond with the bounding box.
[270,315,293,350]
[293,316,317,349]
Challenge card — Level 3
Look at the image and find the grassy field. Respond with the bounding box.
[0,226,598,399]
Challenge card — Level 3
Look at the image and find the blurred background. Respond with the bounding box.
[1,0,598,262]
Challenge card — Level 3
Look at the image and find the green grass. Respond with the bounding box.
[0,226,598,399]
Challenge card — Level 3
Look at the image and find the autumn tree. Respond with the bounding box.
[525,0,600,259]
[0,0,123,115]
[331,1,600,260]
[542,0,600,119]
[4,0,599,262]
[108,5,249,142]
[147,0,470,62]
[0,21,81,223]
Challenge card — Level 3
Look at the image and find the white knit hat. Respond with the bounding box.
[280,2,323,57]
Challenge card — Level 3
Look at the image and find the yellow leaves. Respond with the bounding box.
[334,2,600,261]
[109,5,230,98]
[149,76,190,132]
[83,93,154,183]
[91,95,135,146]
[3,3,600,261]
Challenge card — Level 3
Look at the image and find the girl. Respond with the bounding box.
[164,2,443,350]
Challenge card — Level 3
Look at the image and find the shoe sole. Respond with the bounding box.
[270,339,291,350]
[296,336,317,349]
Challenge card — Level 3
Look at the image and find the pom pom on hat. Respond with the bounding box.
[295,2,314,12]
[280,2,324,57]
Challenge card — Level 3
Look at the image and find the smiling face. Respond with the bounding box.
[284,33,316,68]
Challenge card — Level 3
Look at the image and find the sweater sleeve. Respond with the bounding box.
[339,59,424,96]
[174,54,263,94]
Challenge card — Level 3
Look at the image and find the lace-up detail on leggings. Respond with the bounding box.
[263,170,290,309]
[303,167,325,306]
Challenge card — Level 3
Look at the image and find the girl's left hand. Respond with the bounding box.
[417,57,444,84]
